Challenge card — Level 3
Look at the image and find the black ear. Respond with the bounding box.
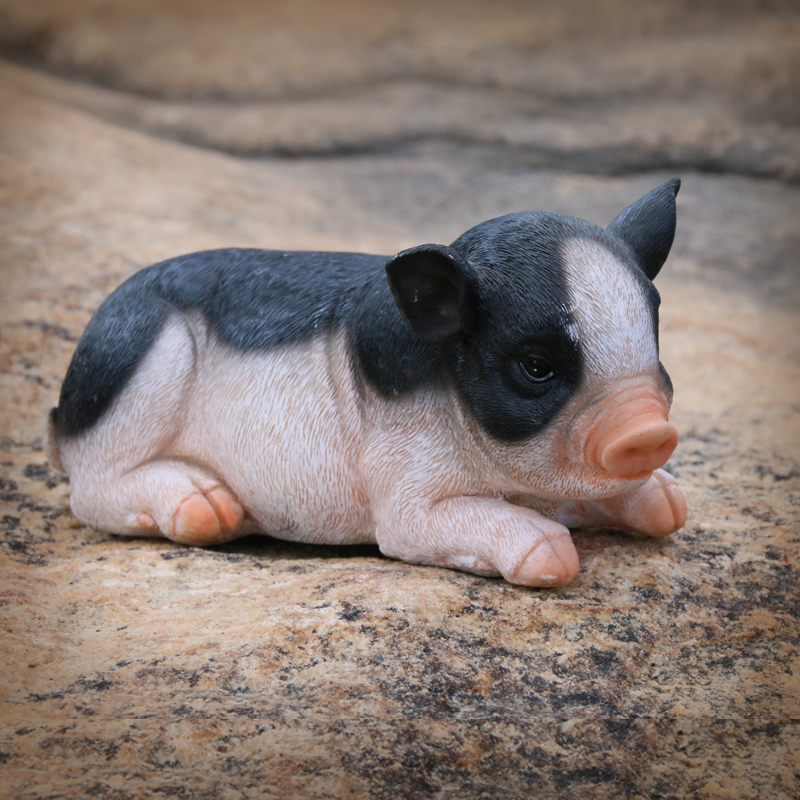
[606,178,680,281]
[385,244,480,342]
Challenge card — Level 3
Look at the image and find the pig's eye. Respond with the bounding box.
[518,356,555,383]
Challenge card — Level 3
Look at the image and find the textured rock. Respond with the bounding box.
[1,2,799,798]
[1,1,799,179]
[1,721,799,799]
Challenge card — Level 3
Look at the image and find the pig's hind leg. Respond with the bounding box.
[69,459,245,545]
[61,314,244,545]
[554,468,687,537]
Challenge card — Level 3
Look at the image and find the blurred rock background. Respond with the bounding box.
[1,2,798,798]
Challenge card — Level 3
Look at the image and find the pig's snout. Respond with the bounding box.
[581,386,678,478]
[596,416,678,477]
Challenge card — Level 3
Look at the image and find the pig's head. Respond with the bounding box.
[386,179,681,500]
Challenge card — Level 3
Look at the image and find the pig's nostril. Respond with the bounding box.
[599,421,678,477]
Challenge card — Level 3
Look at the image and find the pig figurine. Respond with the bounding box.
[47,179,687,587]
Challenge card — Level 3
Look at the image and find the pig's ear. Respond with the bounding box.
[606,178,680,281]
[386,244,480,342]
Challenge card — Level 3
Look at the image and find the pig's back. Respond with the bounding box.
[54,248,397,439]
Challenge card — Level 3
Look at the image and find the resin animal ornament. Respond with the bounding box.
[47,179,687,587]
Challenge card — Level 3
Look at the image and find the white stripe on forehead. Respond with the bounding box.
[561,237,657,381]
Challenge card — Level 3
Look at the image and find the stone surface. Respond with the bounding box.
[1,721,799,799]
[1,1,799,179]
[1,1,799,798]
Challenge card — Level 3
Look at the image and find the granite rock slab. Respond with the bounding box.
[2,721,798,799]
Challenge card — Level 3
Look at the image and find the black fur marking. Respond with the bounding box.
[57,283,174,439]
[444,213,587,441]
[351,282,443,399]
[57,249,438,437]
[443,210,667,441]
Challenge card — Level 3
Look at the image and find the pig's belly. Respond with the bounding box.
[172,335,376,545]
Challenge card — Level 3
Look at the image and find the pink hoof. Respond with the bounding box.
[206,486,245,535]
[173,493,221,545]
[511,535,580,587]
[171,486,244,546]
[626,471,687,536]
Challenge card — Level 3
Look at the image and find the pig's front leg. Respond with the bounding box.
[555,468,687,537]
[375,495,580,587]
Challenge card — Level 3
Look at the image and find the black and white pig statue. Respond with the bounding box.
[47,179,687,587]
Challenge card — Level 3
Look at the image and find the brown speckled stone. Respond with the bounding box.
[1,721,799,798]
[1,2,799,798]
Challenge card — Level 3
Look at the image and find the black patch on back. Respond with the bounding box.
[351,283,442,398]
[57,249,439,437]
[57,282,174,439]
